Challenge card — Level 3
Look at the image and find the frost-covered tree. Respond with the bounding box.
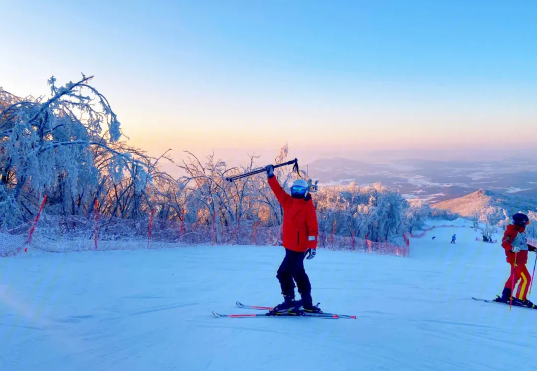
[469,206,511,241]
[525,211,537,239]
[497,209,511,229]
[480,206,504,226]
[406,199,430,233]
[0,75,150,228]
[311,182,418,243]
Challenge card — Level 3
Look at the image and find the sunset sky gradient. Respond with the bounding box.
[2,0,536,163]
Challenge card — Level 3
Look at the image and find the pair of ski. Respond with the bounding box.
[213,301,357,319]
[472,297,537,310]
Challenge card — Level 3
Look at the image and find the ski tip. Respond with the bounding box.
[236,301,243,307]
[212,311,224,317]
[472,297,493,302]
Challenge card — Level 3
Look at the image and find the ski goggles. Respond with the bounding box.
[291,185,308,197]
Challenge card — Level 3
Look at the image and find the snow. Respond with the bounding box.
[425,217,468,227]
[318,178,358,186]
[402,192,446,203]
[505,187,531,194]
[1,221,537,371]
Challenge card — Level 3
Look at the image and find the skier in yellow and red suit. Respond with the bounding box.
[495,213,537,308]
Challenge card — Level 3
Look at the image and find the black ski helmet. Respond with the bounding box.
[512,212,529,227]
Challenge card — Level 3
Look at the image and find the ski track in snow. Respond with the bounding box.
[1,222,536,371]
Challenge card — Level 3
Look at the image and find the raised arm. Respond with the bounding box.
[267,165,291,207]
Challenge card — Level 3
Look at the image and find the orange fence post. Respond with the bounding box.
[253,221,259,245]
[232,217,241,246]
[94,199,98,250]
[27,195,48,251]
[211,212,216,245]
[331,220,336,250]
[148,209,155,248]
[180,209,185,239]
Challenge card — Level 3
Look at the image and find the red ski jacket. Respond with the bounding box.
[502,224,536,264]
[268,176,319,253]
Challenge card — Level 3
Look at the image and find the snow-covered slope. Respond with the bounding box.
[1,221,535,371]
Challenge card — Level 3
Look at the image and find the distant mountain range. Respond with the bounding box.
[306,157,537,204]
[431,189,537,217]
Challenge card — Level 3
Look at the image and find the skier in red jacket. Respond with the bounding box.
[495,213,537,307]
[266,164,320,314]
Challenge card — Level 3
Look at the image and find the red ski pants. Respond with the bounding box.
[504,263,531,301]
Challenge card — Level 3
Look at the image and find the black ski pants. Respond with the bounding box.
[277,248,311,301]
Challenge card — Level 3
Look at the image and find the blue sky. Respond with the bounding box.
[2,0,536,161]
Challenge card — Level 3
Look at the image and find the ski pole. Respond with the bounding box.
[225,158,299,182]
[510,253,517,311]
[529,252,537,295]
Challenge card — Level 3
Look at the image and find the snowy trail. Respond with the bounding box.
[1,222,536,371]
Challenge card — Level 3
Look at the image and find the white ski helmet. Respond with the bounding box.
[290,179,309,198]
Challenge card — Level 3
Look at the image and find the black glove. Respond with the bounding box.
[266,164,274,178]
[305,248,316,260]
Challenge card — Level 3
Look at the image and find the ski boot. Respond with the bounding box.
[493,287,511,303]
[301,292,323,314]
[303,303,323,314]
[271,295,302,315]
[520,299,536,308]
[510,297,525,307]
